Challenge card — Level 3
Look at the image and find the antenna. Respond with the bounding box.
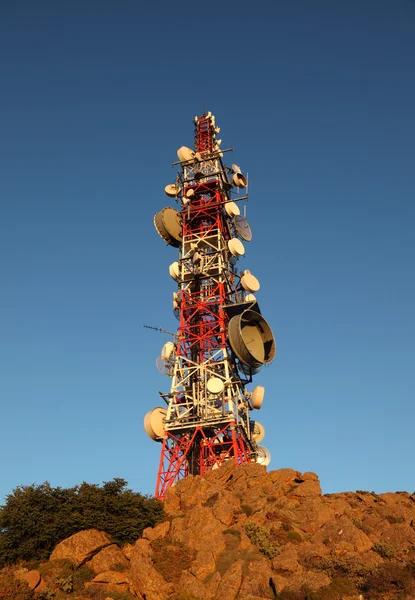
[143,325,176,337]
[146,111,275,500]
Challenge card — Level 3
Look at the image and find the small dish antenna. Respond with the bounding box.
[156,355,172,376]
[234,215,252,242]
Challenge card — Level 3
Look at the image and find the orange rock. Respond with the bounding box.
[291,480,322,497]
[16,569,41,590]
[86,543,130,574]
[143,520,170,541]
[216,560,243,599]
[50,529,112,565]
[129,538,174,600]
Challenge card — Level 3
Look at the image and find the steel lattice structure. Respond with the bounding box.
[146,112,275,499]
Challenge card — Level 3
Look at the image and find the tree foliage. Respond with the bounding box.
[0,477,164,567]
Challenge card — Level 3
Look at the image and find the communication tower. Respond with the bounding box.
[145,112,276,499]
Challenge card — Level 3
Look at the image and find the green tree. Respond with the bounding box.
[0,478,164,567]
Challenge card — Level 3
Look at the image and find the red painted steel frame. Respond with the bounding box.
[155,114,251,499]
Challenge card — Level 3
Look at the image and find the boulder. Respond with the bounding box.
[238,559,275,598]
[313,515,373,553]
[15,569,41,590]
[50,529,112,565]
[291,479,322,497]
[216,560,243,599]
[284,570,332,593]
[86,543,130,574]
[129,538,173,600]
[143,520,171,541]
[272,544,302,573]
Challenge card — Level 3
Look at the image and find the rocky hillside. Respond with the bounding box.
[2,463,415,599]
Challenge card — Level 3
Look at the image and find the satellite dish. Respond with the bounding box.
[165,183,181,197]
[256,445,271,467]
[241,271,260,293]
[233,173,247,188]
[234,216,252,242]
[252,421,265,443]
[238,362,262,377]
[154,207,182,247]
[144,407,167,441]
[161,342,175,361]
[156,356,170,376]
[169,262,180,281]
[177,146,195,162]
[232,164,242,174]
[251,386,265,409]
[225,202,240,217]
[228,310,276,368]
[207,377,225,395]
[228,238,245,257]
[185,188,195,198]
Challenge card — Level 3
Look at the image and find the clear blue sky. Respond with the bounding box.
[1,0,414,502]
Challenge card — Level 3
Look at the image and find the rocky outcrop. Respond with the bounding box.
[3,464,415,599]
[50,529,112,565]
[86,543,130,573]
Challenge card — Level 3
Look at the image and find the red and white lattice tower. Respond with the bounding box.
[146,112,276,499]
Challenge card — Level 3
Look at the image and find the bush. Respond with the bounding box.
[362,562,415,597]
[244,522,280,559]
[241,504,253,516]
[372,540,396,558]
[151,538,194,583]
[0,478,164,567]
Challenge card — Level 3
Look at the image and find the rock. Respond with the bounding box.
[190,549,216,581]
[130,538,173,600]
[285,570,332,592]
[86,543,130,574]
[35,576,47,592]
[85,570,131,593]
[50,529,112,565]
[291,480,322,497]
[15,569,41,590]
[302,471,319,481]
[238,559,275,598]
[216,560,243,599]
[313,515,373,553]
[272,545,302,573]
[143,520,171,541]
[121,543,134,559]
[268,468,301,486]
[163,486,181,514]
[178,570,213,599]
[182,505,226,558]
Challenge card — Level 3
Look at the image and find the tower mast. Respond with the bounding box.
[146,112,275,499]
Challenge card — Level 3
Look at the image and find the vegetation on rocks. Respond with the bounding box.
[0,478,164,566]
[1,463,415,599]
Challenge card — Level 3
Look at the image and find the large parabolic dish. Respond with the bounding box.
[154,207,182,247]
[228,310,276,367]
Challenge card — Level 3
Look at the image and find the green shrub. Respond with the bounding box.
[372,540,396,558]
[244,522,280,559]
[223,528,241,539]
[241,504,253,516]
[385,514,404,524]
[0,478,164,567]
[287,530,302,542]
